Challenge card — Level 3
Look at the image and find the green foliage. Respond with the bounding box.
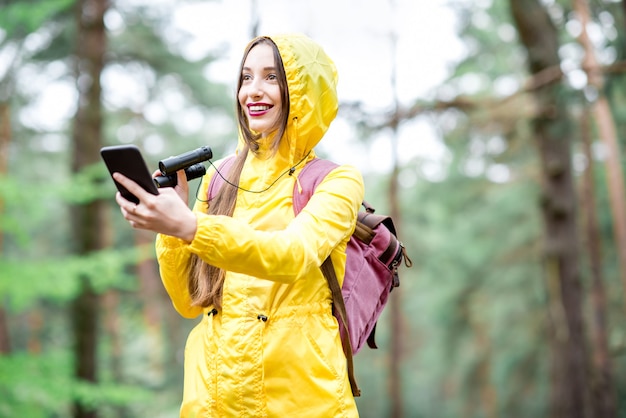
[0,0,74,39]
[0,351,75,417]
[0,244,153,312]
[0,350,151,417]
[447,0,526,99]
[349,113,550,416]
[109,16,232,112]
[1,0,625,416]
[0,0,234,415]
[0,163,154,311]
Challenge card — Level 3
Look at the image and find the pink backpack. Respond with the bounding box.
[208,157,413,397]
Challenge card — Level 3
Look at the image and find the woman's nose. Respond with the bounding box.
[250,85,263,99]
[246,78,264,99]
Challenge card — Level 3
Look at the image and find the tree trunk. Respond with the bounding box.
[474,319,497,418]
[71,1,109,417]
[387,15,404,417]
[102,290,133,418]
[0,309,9,354]
[580,107,616,418]
[574,2,618,415]
[136,229,165,381]
[574,0,626,312]
[623,0,626,33]
[509,1,590,417]
[388,135,403,418]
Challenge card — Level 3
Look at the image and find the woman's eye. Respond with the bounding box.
[242,74,252,81]
[267,74,277,81]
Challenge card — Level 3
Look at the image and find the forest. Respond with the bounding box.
[1,0,625,417]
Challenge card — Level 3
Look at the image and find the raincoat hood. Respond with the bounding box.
[240,33,339,166]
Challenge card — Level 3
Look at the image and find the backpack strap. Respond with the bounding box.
[207,156,237,201]
[292,158,339,212]
[321,258,360,397]
[293,158,361,397]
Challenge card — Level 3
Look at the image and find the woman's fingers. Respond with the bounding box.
[113,172,149,201]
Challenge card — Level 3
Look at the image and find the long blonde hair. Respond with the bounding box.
[186,36,290,309]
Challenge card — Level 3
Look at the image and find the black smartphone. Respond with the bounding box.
[100,145,159,204]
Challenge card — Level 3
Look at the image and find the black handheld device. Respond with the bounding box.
[100,145,159,204]
[154,146,213,188]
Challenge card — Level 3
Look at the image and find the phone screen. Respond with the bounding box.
[100,145,159,204]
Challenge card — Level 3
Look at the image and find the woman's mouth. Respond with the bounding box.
[247,103,273,116]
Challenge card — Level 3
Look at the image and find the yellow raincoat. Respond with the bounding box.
[156,34,363,417]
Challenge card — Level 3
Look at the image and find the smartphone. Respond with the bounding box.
[100,145,159,204]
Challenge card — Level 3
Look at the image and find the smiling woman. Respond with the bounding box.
[111,33,364,418]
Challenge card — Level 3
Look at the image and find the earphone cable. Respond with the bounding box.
[194,150,311,203]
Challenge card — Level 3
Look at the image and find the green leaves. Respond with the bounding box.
[0,0,74,39]
[0,351,152,417]
[0,245,154,312]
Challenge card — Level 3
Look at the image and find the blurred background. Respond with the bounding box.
[1,0,625,417]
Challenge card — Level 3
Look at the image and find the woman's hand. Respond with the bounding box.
[155,169,191,205]
[113,170,197,243]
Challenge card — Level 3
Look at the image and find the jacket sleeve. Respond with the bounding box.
[154,169,213,318]
[187,164,363,283]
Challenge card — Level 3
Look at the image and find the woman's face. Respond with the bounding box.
[238,43,283,137]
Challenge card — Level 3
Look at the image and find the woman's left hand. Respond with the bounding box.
[113,171,197,242]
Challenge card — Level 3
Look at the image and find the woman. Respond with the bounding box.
[114,34,363,417]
